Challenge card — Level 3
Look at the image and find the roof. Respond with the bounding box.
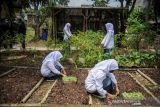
[52,6,128,10]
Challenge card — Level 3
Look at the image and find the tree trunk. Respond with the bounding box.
[34,24,40,40]
[33,1,40,40]
[128,0,137,16]
[144,0,151,21]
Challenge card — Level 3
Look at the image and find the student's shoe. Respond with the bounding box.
[88,91,106,99]
[92,94,106,99]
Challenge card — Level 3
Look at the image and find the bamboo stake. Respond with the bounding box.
[137,69,158,85]
[40,80,57,104]
[21,78,44,103]
[128,72,160,105]
[0,68,16,77]
[88,94,93,105]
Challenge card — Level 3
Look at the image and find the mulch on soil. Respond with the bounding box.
[140,69,160,100]
[0,68,41,103]
[0,66,13,75]
[0,50,50,67]
[113,72,158,106]
[140,68,160,84]
[45,69,89,104]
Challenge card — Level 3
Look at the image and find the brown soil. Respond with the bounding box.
[0,51,159,105]
[113,72,158,106]
[45,69,89,104]
[0,68,41,103]
[148,86,160,100]
[139,68,160,100]
[0,50,50,67]
[0,66,13,75]
[140,68,160,84]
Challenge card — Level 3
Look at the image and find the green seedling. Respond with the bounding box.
[122,92,145,100]
[62,76,77,82]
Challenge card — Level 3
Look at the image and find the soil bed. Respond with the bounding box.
[0,66,13,75]
[0,68,41,103]
[0,50,50,67]
[140,68,160,84]
[113,72,158,106]
[45,69,89,104]
[147,86,160,100]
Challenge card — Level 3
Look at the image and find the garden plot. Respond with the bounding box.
[24,79,57,104]
[140,68,160,84]
[45,69,89,104]
[0,66,14,75]
[89,72,159,106]
[115,72,159,106]
[0,68,41,103]
[128,72,160,105]
[133,69,160,101]
[0,50,50,67]
[0,52,160,106]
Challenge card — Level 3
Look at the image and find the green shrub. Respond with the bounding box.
[70,30,104,67]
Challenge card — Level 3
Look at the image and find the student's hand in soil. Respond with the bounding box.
[106,93,116,99]
[106,93,116,105]
[63,69,67,75]
[107,97,113,105]
[60,73,67,77]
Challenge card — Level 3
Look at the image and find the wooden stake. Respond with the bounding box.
[128,72,160,105]
[0,68,16,77]
[88,94,93,105]
[40,80,57,104]
[21,78,44,103]
[137,69,158,85]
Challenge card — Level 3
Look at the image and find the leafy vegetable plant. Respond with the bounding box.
[62,76,77,82]
[122,92,144,100]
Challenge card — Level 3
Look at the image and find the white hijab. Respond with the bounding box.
[92,59,119,74]
[105,23,114,31]
[63,23,72,40]
[101,23,114,48]
[42,51,63,64]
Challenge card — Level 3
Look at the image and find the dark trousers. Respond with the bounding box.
[103,77,116,94]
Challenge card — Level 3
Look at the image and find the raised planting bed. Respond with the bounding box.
[147,86,160,100]
[132,69,160,101]
[140,68,160,84]
[0,50,50,67]
[0,68,41,103]
[45,69,89,104]
[0,66,13,75]
[112,72,159,106]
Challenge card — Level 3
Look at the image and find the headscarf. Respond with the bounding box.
[105,23,114,31]
[92,59,119,74]
[42,51,63,64]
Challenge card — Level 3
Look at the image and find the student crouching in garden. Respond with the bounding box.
[85,59,119,105]
[101,23,115,53]
[40,51,66,79]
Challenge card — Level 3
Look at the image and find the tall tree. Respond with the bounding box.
[27,0,49,40]
[28,0,69,40]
